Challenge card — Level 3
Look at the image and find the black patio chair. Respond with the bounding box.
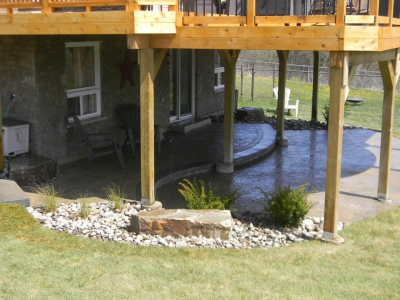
[115,103,161,156]
[72,115,126,169]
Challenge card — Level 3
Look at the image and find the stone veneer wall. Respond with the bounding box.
[194,50,225,118]
[0,35,170,165]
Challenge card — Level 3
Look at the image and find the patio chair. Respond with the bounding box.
[72,115,126,169]
[272,87,300,117]
[115,103,161,156]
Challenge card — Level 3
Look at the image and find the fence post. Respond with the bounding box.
[251,63,255,100]
[273,64,276,97]
[240,64,243,96]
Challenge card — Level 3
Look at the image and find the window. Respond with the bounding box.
[214,51,225,92]
[65,41,101,120]
[214,66,225,91]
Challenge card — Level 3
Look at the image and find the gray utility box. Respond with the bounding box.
[2,118,30,156]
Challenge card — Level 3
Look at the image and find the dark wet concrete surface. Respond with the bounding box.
[27,122,400,225]
[157,129,379,213]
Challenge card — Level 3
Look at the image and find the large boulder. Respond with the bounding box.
[130,209,233,240]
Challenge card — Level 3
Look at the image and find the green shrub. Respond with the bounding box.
[321,105,330,124]
[33,184,59,212]
[178,178,240,210]
[259,184,316,228]
[321,104,351,125]
[104,183,125,211]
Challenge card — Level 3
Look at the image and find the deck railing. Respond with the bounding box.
[0,0,399,27]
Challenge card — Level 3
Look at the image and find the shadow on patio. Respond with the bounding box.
[22,122,400,225]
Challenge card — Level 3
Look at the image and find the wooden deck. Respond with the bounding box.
[0,0,399,51]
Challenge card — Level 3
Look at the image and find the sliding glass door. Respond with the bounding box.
[169,49,195,122]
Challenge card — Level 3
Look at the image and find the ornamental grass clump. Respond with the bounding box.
[178,178,240,210]
[259,184,316,228]
[33,184,59,212]
[76,192,90,219]
[104,183,125,211]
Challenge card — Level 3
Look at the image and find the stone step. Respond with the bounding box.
[0,179,30,207]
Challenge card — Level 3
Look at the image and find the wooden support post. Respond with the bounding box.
[377,59,397,202]
[322,51,348,245]
[312,51,320,121]
[216,50,240,173]
[138,48,155,206]
[345,65,359,99]
[0,97,4,170]
[276,50,289,145]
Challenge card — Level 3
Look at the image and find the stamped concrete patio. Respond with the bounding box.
[25,122,400,225]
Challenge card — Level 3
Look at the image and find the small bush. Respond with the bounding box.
[33,184,59,212]
[259,184,316,228]
[104,183,125,211]
[321,105,330,124]
[178,178,240,210]
[321,104,351,125]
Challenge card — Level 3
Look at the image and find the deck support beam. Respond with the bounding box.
[312,51,320,121]
[138,48,155,206]
[322,51,348,245]
[377,53,398,202]
[216,50,240,173]
[276,50,289,146]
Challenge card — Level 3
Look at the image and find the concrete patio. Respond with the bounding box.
[19,121,400,225]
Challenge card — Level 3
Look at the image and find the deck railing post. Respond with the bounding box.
[370,0,380,25]
[388,0,395,26]
[41,0,53,13]
[336,0,346,26]
[247,0,256,26]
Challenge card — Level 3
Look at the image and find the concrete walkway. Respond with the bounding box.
[22,122,399,225]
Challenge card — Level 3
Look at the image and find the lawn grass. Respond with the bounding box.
[1,203,400,299]
[236,76,400,137]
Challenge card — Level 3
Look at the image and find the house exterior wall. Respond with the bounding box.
[0,37,222,165]
[195,50,225,118]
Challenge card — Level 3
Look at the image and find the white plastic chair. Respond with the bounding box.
[272,87,300,117]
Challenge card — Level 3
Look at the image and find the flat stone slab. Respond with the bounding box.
[0,179,30,207]
[236,107,265,121]
[130,209,233,240]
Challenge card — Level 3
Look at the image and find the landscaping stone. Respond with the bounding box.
[235,107,265,121]
[131,209,233,240]
[26,202,346,250]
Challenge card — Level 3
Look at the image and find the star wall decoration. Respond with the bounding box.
[115,50,136,89]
